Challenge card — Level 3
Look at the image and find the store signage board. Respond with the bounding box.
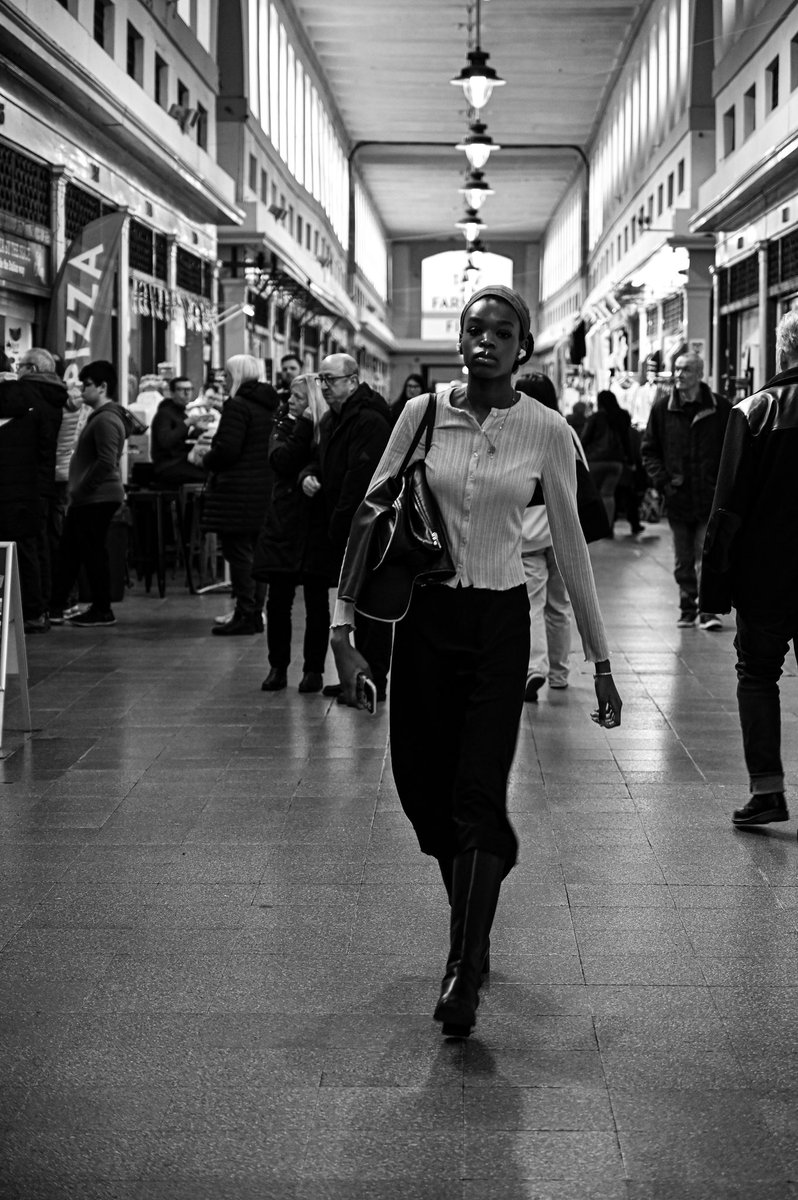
[0,233,50,289]
[0,543,32,756]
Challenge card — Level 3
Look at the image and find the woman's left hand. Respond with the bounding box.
[592,673,623,729]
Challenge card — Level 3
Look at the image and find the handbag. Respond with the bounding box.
[350,394,455,622]
[575,457,612,542]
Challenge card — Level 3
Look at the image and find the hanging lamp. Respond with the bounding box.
[459,169,494,211]
[456,120,501,170]
[450,0,505,111]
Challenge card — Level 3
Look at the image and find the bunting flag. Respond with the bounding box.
[46,211,126,387]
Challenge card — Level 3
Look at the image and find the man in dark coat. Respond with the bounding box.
[0,382,45,632]
[150,376,206,486]
[641,352,730,629]
[300,353,393,697]
[201,364,279,635]
[4,347,68,625]
[701,312,798,830]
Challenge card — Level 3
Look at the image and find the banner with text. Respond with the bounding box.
[46,212,125,387]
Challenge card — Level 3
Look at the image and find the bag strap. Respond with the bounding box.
[397,393,437,475]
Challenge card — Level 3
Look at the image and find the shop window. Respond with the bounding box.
[93,0,114,52]
[0,145,51,227]
[126,21,143,84]
[662,293,684,334]
[260,169,268,203]
[728,253,758,304]
[155,54,168,108]
[766,57,779,112]
[677,159,685,195]
[248,154,257,193]
[723,106,736,155]
[176,246,204,294]
[154,233,168,282]
[195,103,207,150]
[667,172,674,206]
[657,183,663,215]
[129,220,155,275]
[743,85,756,138]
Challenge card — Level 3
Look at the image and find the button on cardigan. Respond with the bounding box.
[334,390,610,663]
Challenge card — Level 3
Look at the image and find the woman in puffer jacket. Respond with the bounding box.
[199,355,279,636]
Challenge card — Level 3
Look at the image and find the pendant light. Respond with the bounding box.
[456,208,486,243]
[456,120,501,170]
[450,0,505,112]
[459,169,494,211]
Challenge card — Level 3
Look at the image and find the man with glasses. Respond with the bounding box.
[301,353,393,699]
[151,375,206,485]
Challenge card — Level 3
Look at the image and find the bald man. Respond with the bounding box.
[301,354,393,697]
[642,352,730,630]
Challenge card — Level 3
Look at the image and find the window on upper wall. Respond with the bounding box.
[195,103,207,151]
[126,21,143,84]
[154,54,168,108]
[657,183,663,215]
[724,105,736,155]
[260,169,268,204]
[743,85,756,138]
[306,224,311,250]
[667,172,674,206]
[677,159,685,194]
[94,0,113,52]
[177,79,189,109]
[792,36,798,91]
[248,155,257,193]
[766,57,779,112]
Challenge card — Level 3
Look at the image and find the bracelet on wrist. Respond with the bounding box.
[595,671,613,677]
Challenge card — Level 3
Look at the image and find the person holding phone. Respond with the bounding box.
[331,286,622,1039]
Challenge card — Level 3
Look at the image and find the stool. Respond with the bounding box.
[126,489,180,598]
[177,485,221,594]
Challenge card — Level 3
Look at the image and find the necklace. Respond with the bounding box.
[485,393,519,456]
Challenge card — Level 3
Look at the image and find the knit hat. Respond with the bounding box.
[459,285,534,363]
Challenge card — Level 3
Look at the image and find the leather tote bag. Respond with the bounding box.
[350,395,455,622]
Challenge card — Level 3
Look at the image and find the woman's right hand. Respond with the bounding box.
[302,475,322,498]
[330,629,374,709]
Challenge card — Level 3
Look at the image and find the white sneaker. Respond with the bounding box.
[214,610,237,625]
[699,614,722,631]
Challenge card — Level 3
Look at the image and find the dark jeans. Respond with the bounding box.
[266,574,330,672]
[735,608,798,795]
[51,502,119,613]
[44,484,69,609]
[668,517,708,614]
[14,534,44,620]
[390,583,530,873]
[220,531,266,617]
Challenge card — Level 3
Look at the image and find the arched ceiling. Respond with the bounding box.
[290,0,648,244]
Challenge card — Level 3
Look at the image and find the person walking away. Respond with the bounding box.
[255,374,332,693]
[302,354,393,699]
[642,352,730,630]
[49,361,125,627]
[516,372,580,701]
[330,286,622,1038]
[580,390,631,528]
[198,355,278,636]
[701,312,798,830]
[0,381,46,632]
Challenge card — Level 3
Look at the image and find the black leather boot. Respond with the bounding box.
[433,849,503,1037]
[436,854,490,979]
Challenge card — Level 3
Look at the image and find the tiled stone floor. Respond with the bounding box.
[2,522,798,1199]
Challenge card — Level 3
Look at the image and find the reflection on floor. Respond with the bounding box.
[2,522,798,1199]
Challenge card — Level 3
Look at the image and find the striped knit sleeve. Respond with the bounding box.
[541,420,610,663]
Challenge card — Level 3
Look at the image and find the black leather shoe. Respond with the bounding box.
[298,672,323,693]
[261,668,288,691]
[212,612,260,636]
[732,792,789,826]
[322,683,343,697]
[524,675,545,702]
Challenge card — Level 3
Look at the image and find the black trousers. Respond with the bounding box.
[14,533,44,620]
[51,502,119,612]
[220,531,267,617]
[266,574,330,672]
[390,583,530,874]
[735,607,798,796]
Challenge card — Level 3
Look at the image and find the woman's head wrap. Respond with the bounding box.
[459,286,534,363]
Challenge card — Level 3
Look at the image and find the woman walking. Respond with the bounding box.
[580,389,632,526]
[331,286,622,1038]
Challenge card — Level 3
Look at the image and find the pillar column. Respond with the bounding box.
[757,239,769,392]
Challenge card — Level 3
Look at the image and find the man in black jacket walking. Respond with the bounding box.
[301,354,393,697]
[641,352,730,629]
[701,312,798,830]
